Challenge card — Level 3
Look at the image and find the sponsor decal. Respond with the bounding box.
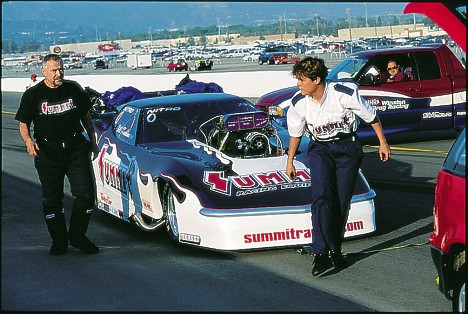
[142,199,152,211]
[243,221,364,244]
[41,99,76,115]
[313,115,352,136]
[244,228,312,243]
[180,233,201,245]
[365,98,409,112]
[146,107,181,123]
[98,146,129,194]
[456,111,466,116]
[204,169,311,196]
[100,192,113,205]
[422,111,452,119]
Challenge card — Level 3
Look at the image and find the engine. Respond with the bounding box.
[204,112,284,158]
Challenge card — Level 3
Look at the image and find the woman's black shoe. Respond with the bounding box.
[311,254,333,277]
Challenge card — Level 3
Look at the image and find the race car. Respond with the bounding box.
[91,92,376,251]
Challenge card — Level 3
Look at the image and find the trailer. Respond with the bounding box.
[127,54,152,69]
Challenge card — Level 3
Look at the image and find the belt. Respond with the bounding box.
[312,133,357,144]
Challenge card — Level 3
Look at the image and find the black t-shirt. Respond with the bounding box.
[15,80,92,141]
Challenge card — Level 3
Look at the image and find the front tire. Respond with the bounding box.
[162,184,179,243]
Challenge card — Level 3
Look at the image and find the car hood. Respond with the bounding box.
[404,2,466,52]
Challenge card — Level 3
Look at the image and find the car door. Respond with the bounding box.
[358,52,424,137]
[97,105,142,221]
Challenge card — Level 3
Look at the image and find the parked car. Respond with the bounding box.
[167,58,189,72]
[94,58,108,69]
[304,44,329,55]
[254,44,466,141]
[89,92,377,251]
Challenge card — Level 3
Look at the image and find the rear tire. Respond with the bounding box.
[162,184,179,243]
[452,264,466,313]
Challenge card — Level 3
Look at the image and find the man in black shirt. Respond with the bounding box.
[15,54,99,255]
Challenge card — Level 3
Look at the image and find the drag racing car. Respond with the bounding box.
[90,92,376,251]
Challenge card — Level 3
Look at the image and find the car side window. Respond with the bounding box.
[113,106,140,145]
[414,51,441,81]
[443,128,466,177]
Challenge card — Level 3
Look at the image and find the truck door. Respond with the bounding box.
[414,50,458,130]
[359,52,423,137]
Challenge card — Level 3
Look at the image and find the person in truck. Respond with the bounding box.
[381,59,406,83]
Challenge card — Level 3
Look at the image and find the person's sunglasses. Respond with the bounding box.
[387,66,398,70]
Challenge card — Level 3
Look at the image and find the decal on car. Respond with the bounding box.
[203,169,311,196]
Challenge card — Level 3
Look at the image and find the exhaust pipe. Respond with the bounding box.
[132,213,165,232]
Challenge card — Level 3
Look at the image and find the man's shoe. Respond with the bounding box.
[330,251,347,269]
[50,241,68,255]
[70,236,99,254]
[311,254,333,277]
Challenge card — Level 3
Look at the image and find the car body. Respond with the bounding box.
[167,58,189,72]
[404,2,466,312]
[255,44,466,141]
[90,92,377,251]
[243,52,260,62]
[429,127,465,312]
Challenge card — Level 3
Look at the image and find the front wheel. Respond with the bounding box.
[162,184,179,243]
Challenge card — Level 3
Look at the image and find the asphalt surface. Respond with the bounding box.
[1,82,458,311]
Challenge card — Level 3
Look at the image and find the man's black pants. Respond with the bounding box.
[34,141,95,216]
[307,139,364,255]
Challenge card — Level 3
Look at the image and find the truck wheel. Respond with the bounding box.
[452,264,465,313]
[163,183,179,243]
[258,60,263,65]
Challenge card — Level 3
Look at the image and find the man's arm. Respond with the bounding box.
[370,116,391,162]
[18,122,39,157]
[81,113,99,159]
[286,136,302,180]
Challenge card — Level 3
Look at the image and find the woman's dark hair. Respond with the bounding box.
[292,57,328,82]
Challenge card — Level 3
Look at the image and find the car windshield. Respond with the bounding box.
[327,55,371,82]
[141,99,258,143]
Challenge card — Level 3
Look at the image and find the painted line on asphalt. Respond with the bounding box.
[2,111,16,115]
[364,145,448,155]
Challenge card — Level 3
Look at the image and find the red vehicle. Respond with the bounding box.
[404,2,466,312]
[429,127,466,312]
[167,58,189,72]
[273,53,300,65]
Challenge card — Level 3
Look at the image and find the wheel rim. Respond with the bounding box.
[457,282,465,313]
[166,188,179,237]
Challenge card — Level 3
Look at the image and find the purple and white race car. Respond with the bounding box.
[91,92,376,251]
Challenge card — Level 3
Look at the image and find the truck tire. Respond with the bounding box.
[258,60,264,65]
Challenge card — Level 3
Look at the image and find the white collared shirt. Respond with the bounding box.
[286,82,376,140]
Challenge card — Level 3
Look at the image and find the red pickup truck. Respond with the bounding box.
[255,43,466,140]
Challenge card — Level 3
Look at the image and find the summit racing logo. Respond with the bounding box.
[244,221,364,244]
[203,169,311,196]
[41,99,76,115]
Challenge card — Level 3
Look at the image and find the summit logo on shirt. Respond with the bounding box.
[41,99,76,115]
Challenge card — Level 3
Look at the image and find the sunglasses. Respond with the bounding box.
[387,66,399,70]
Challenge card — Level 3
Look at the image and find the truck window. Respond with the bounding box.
[414,51,441,80]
